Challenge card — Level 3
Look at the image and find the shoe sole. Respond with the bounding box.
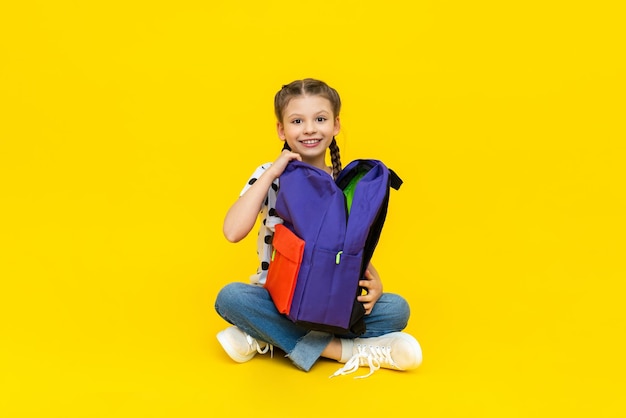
[216,330,256,363]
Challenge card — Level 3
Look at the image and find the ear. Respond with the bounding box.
[276,121,286,140]
[333,117,341,136]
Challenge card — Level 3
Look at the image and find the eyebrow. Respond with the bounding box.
[286,110,331,119]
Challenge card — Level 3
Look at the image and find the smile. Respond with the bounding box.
[300,139,321,145]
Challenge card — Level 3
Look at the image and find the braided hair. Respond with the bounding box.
[275,78,342,179]
[328,138,342,179]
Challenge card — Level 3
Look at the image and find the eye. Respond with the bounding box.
[316,117,327,122]
[291,119,302,124]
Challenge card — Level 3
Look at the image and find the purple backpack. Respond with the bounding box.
[270,159,402,335]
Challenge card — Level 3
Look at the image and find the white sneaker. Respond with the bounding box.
[216,326,272,363]
[331,332,422,378]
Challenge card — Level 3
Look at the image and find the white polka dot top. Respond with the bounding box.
[240,163,283,285]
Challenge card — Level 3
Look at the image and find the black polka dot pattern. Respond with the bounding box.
[239,163,281,285]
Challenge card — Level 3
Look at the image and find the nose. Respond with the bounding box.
[303,120,317,134]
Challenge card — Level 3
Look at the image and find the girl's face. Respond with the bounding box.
[277,95,340,168]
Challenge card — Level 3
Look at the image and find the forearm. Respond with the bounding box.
[223,168,278,243]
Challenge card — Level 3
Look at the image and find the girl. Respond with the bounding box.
[214,78,422,378]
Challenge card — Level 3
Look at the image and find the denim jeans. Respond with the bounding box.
[214,282,411,371]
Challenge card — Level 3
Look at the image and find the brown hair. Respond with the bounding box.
[275,78,343,178]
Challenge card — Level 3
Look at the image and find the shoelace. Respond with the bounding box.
[330,344,398,379]
[246,334,274,358]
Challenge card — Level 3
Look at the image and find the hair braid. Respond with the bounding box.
[329,137,342,179]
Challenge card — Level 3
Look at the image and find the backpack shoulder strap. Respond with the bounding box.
[389,168,403,190]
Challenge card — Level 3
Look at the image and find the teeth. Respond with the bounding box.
[302,139,320,144]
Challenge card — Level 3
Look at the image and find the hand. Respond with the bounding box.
[357,263,383,315]
[268,149,302,179]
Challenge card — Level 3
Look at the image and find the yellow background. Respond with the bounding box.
[1,1,625,416]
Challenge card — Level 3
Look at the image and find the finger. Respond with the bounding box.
[286,151,302,161]
[280,150,301,160]
[357,294,372,303]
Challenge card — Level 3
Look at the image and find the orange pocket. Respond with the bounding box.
[264,224,305,314]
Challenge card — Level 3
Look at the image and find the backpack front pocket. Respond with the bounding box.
[296,248,363,330]
[264,224,305,314]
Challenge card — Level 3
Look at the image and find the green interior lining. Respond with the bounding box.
[342,168,367,215]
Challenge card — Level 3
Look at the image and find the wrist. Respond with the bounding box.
[266,165,283,181]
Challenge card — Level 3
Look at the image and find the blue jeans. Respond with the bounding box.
[214,282,411,371]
